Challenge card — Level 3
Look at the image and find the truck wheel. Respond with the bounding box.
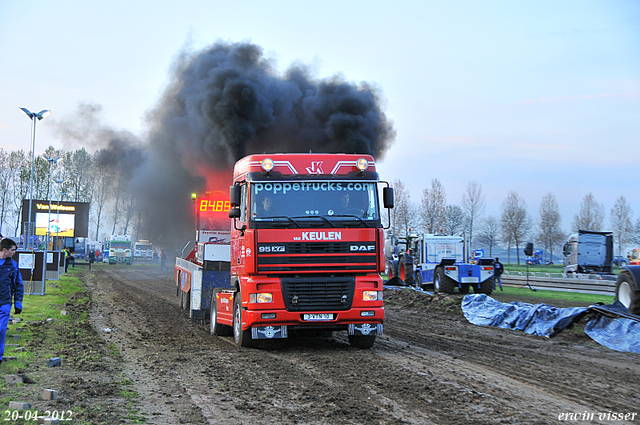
[386,261,394,280]
[473,277,494,296]
[348,335,376,349]
[210,292,232,336]
[434,267,454,294]
[233,293,255,347]
[616,273,640,315]
[398,254,414,286]
[413,271,422,289]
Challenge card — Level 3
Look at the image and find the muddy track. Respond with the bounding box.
[84,265,640,425]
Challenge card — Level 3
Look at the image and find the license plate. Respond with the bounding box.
[460,277,478,283]
[303,313,333,321]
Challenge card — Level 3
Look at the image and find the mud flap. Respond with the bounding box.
[251,325,288,339]
[348,323,383,336]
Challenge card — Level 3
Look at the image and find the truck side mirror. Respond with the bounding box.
[383,187,394,209]
[229,184,241,207]
[229,208,240,219]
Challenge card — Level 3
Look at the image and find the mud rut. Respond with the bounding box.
[85,266,640,425]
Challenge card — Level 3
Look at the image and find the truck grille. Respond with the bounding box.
[257,242,377,273]
[281,276,355,311]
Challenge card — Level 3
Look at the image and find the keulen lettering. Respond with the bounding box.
[301,231,342,241]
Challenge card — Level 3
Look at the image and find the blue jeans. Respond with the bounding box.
[0,304,11,361]
[496,275,502,289]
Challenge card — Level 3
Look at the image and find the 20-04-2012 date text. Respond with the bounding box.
[4,410,73,421]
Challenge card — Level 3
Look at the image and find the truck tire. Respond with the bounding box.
[348,335,376,349]
[615,273,640,315]
[233,292,255,347]
[413,271,422,289]
[473,277,494,296]
[434,267,454,294]
[386,260,395,280]
[210,291,232,336]
[398,254,414,286]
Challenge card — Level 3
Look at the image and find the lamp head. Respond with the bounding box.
[20,107,35,119]
[36,110,52,120]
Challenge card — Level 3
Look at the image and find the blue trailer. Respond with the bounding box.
[385,233,495,295]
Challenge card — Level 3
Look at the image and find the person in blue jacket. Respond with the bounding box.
[0,238,23,366]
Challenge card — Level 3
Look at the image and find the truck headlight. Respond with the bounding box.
[250,293,273,303]
[362,291,382,301]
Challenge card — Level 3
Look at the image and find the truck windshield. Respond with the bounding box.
[250,181,380,223]
[111,242,130,249]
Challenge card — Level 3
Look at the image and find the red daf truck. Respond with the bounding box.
[175,153,394,349]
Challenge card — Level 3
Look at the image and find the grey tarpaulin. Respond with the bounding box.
[461,294,640,353]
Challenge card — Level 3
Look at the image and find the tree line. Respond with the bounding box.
[386,178,640,264]
[0,146,148,243]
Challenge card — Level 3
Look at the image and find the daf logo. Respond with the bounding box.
[350,245,376,252]
[259,245,286,253]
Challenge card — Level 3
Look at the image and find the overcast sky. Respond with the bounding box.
[1,0,638,234]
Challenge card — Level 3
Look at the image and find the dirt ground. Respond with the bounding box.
[25,265,640,424]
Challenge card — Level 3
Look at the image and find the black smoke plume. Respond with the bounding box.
[56,41,396,250]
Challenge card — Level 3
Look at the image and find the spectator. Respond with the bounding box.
[0,238,23,366]
[494,258,504,291]
[160,249,168,271]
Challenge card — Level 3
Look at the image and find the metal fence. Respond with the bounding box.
[502,272,617,296]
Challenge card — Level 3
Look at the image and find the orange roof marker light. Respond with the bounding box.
[356,158,369,171]
[261,158,274,172]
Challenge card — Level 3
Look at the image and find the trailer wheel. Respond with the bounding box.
[233,292,255,347]
[473,277,494,296]
[434,267,454,294]
[616,273,640,315]
[210,291,232,336]
[348,335,376,349]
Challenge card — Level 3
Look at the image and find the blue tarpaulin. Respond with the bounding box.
[462,294,640,354]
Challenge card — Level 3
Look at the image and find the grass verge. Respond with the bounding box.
[0,266,140,424]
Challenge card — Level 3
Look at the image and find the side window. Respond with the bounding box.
[240,184,248,223]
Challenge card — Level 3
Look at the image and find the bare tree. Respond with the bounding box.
[419,178,446,234]
[476,215,500,256]
[0,149,11,236]
[610,196,634,258]
[10,150,30,236]
[634,217,640,246]
[572,193,604,232]
[443,205,465,236]
[91,163,111,240]
[389,179,417,238]
[501,191,531,264]
[462,181,485,248]
[536,193,564,263]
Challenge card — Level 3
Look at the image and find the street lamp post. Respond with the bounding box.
[43,156,61,270]
[20,107,52,249]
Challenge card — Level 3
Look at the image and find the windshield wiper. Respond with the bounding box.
[326,214,371,227]
[287,215,337,228]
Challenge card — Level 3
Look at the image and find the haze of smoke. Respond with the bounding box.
[55,41,396,250]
